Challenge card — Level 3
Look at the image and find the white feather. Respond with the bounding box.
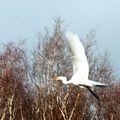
[53,31,108,100]
[53,32,108,92]
[66,32,89,84]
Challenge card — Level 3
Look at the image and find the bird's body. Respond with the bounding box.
[53,32,108,100]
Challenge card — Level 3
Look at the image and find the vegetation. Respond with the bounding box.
[0,19,120,120]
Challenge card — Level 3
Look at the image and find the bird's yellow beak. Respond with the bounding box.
[52,75,59,81]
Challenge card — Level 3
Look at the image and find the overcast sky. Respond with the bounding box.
[0,0,120,74]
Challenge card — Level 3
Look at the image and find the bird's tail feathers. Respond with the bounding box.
[89,80,108,87]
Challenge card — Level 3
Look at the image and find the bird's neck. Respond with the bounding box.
[57,76,71,84]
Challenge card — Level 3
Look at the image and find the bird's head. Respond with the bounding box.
[52,75,67,84]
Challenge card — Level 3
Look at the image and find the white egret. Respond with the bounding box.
[53,32,108,100]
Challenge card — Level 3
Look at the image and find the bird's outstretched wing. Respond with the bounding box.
[65,32,89,79]
[65,32,108,88]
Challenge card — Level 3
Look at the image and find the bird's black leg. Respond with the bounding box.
[86,86,100,100]
[79,85,100,100]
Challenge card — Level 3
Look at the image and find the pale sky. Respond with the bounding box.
[0,0,120,74]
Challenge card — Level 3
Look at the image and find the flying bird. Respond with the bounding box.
[53,32,108,100]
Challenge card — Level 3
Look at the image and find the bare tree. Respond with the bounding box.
[31,18,119,120]
[0,18,119,120]
[0,42,32,120]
